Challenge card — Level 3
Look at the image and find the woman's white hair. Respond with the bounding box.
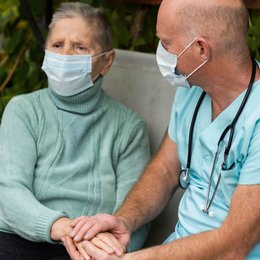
[46,2,113,51]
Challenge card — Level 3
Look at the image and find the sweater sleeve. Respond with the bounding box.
[0,97,68,243]
[114,116,151,251]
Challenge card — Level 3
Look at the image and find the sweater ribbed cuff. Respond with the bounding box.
[35,210,68,243]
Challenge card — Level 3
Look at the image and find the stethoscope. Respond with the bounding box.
[179,57,257,214]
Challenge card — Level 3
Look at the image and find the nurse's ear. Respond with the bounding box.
[196,37,211,62]
[100,49,115,76]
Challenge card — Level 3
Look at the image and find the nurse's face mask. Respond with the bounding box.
[41,50,107,96]
[156,38,208,88]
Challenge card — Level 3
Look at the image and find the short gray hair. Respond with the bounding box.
[46,2,113,51]
[175,3,249,57]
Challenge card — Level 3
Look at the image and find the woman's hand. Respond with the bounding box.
[62,236,91,260]
[51,217,73,241]
[63,233,126,260]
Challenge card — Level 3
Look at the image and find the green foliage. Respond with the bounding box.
[248,10,260,60]
[0,0,46,118]
[0,0,259,120]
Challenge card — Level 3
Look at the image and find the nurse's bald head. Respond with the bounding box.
[157,0,249,57]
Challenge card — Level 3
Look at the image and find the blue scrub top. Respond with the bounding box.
[167,62,260,259]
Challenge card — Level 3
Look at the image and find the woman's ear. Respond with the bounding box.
[196,37,211,62]
[100,49,115,76]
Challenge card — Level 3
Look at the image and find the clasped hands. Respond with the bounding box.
[58,214,131,260]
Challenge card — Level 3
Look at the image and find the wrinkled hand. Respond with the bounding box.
[63,235,125,260]
[51,217,73,241]
[88,232,125,256]
[62,236,91,260]
[70,214,131,247]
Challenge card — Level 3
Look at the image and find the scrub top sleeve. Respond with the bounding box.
[239,119,260,185]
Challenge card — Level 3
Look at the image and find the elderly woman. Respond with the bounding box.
[0,2,150,259]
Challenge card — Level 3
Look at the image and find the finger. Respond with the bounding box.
[91,236,115,255]
[78,214,130,247]
[76,242,91,260]
[71,221,85,238]
[81,240,110,260]
[83,223,104,241]
[71,216,86,227]
[96,233,125,256]
[101,232,126,251]
[74,222,95,242]
[62,236,81,260]
[71,219,93,238]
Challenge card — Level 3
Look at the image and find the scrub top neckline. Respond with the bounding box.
[207,61,260,124]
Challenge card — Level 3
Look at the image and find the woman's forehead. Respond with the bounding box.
[52,17,90,34]
[50,18,101,46]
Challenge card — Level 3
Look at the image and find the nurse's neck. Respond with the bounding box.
[203,56,259,121]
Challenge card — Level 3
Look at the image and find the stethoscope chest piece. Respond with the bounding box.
[179,168,190,189]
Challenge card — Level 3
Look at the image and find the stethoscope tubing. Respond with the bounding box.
[179,57,257,214]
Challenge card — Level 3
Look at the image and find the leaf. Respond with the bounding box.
[5,30,24,55]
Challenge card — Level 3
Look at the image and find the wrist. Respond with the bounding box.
[115,213,135,234]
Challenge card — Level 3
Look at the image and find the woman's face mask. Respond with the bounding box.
[156,38,208,88]
[41,50,107,96]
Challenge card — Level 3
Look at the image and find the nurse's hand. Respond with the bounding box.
[70,214,130,249]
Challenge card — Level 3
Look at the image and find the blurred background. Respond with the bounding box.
[0,0,259,118]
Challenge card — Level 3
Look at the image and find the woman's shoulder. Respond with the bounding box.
[8,88,48,106]
[3,89,49,120]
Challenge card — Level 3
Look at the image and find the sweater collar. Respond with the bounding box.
[48,76,104,114]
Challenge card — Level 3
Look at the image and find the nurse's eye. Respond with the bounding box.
[161,41,170,51]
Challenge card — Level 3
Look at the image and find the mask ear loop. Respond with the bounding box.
[92,49,114,81]
[186,59,208,79]
[177,37,198,58]
[177,37,208,80]
[93,49,113,59]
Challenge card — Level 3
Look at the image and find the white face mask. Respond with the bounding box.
[156,38,208,88]
[41,50,107,96]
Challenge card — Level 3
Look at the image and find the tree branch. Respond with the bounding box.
[0,44,28,93]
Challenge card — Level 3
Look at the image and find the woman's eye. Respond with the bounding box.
[75,45,87,52]
[52,43,61,48]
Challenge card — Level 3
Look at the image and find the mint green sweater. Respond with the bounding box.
[0,77,150,250]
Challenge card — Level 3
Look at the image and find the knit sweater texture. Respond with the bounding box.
[0,77,150,251]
